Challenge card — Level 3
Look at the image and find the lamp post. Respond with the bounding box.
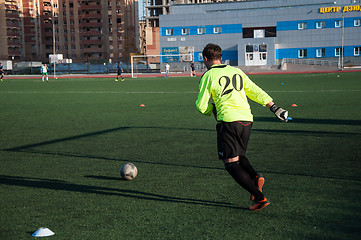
[341,11,345,70]
[52,4,56,79]
[335,2,345,70]
[11,56,14,75]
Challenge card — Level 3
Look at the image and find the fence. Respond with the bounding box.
[9,62,130,75]
[281,58,339,67]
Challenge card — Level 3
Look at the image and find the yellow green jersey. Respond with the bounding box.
[196,64,272,122]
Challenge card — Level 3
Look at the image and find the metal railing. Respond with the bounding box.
[281,58,339,67]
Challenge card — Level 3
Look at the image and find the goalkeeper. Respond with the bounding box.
[196,43,288,211]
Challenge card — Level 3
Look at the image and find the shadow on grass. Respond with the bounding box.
[0,175,245,210]
[3,122,359,155]
[2,123,359,175]
[4,116,361,154]
[3,148,224,171]
[254,117,361,126]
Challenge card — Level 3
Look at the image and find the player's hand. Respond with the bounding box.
[270,104,288,122]
[211,103,217,120]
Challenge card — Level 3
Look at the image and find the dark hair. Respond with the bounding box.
[202,43,222,61]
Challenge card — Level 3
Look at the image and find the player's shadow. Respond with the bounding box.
[254,117,361,126]
[2,125,222,171]
[2,123,359,172]
[0,175,246,210]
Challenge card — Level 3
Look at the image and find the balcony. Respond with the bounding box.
[42,14,52,20]
[6,31,21,37]
[24,36,36,42]
[24,29,36,35]
[80,13,101,18]
[6,12,20,19]
[82,46,103,53]
[43,31,53,37]
[8,49,22,55]
[81,39,102,44]
[5,4,18,10]
[79,22,102,28]
[80,30,102,36]
[43,5,52,11]
[43,39,54,45]
[7,41,22,47]
[79,4,101,10]
[6,22,21,29]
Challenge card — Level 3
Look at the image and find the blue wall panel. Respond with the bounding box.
[160,24,242,36]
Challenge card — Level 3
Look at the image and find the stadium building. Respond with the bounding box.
[159,0,361,69]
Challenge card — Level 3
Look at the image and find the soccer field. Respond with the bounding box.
[0,72,360,239]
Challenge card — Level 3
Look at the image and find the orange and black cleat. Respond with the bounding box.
[251,174,265,201]
[249,197,270,211]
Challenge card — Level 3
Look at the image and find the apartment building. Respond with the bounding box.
[0,0,139,63]
[0,0,22,61]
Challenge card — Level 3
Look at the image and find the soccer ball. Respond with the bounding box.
[120,163,138,180]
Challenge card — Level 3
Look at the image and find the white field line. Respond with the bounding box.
[0,89,360,94]
[0,91,199,94]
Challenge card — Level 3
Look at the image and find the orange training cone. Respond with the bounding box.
[291,104,297,107]
[140,104,145,107]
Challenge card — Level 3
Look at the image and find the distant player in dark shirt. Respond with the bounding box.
[115,63,124,82]
[190,61,195,77]
[0,63,4,81]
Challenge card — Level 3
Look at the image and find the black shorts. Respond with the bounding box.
[216,121,252,160]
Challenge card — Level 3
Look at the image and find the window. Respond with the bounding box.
[246,45,253,53]
[182,28,189,35]
[213,27,222,34]
[259,44,267,52]
[298,49,307,58]
[354,47,361,56]
[316,48,325,57]
[254,29,264,38]
[197,27,205,34]
[335,20,342,28]
[316,21,325,29]
[335,47,343,56]
[243,27,276,38]
[166,29,173,35]
[354,19,361,27]
[298,22,307,30]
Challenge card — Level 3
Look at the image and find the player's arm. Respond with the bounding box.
[242,72,272,106]
[196,75,214,116]
[242,71,288,122]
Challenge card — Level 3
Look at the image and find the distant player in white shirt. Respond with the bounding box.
[165,63,170,77]
[41,64,48,82]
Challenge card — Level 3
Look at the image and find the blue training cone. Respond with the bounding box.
[32,227,55,237]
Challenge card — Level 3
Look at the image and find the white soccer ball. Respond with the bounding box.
[120,163,138,180]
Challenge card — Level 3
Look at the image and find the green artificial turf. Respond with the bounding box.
[0,72,360,239]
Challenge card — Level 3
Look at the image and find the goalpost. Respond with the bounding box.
[130,54,193,78]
